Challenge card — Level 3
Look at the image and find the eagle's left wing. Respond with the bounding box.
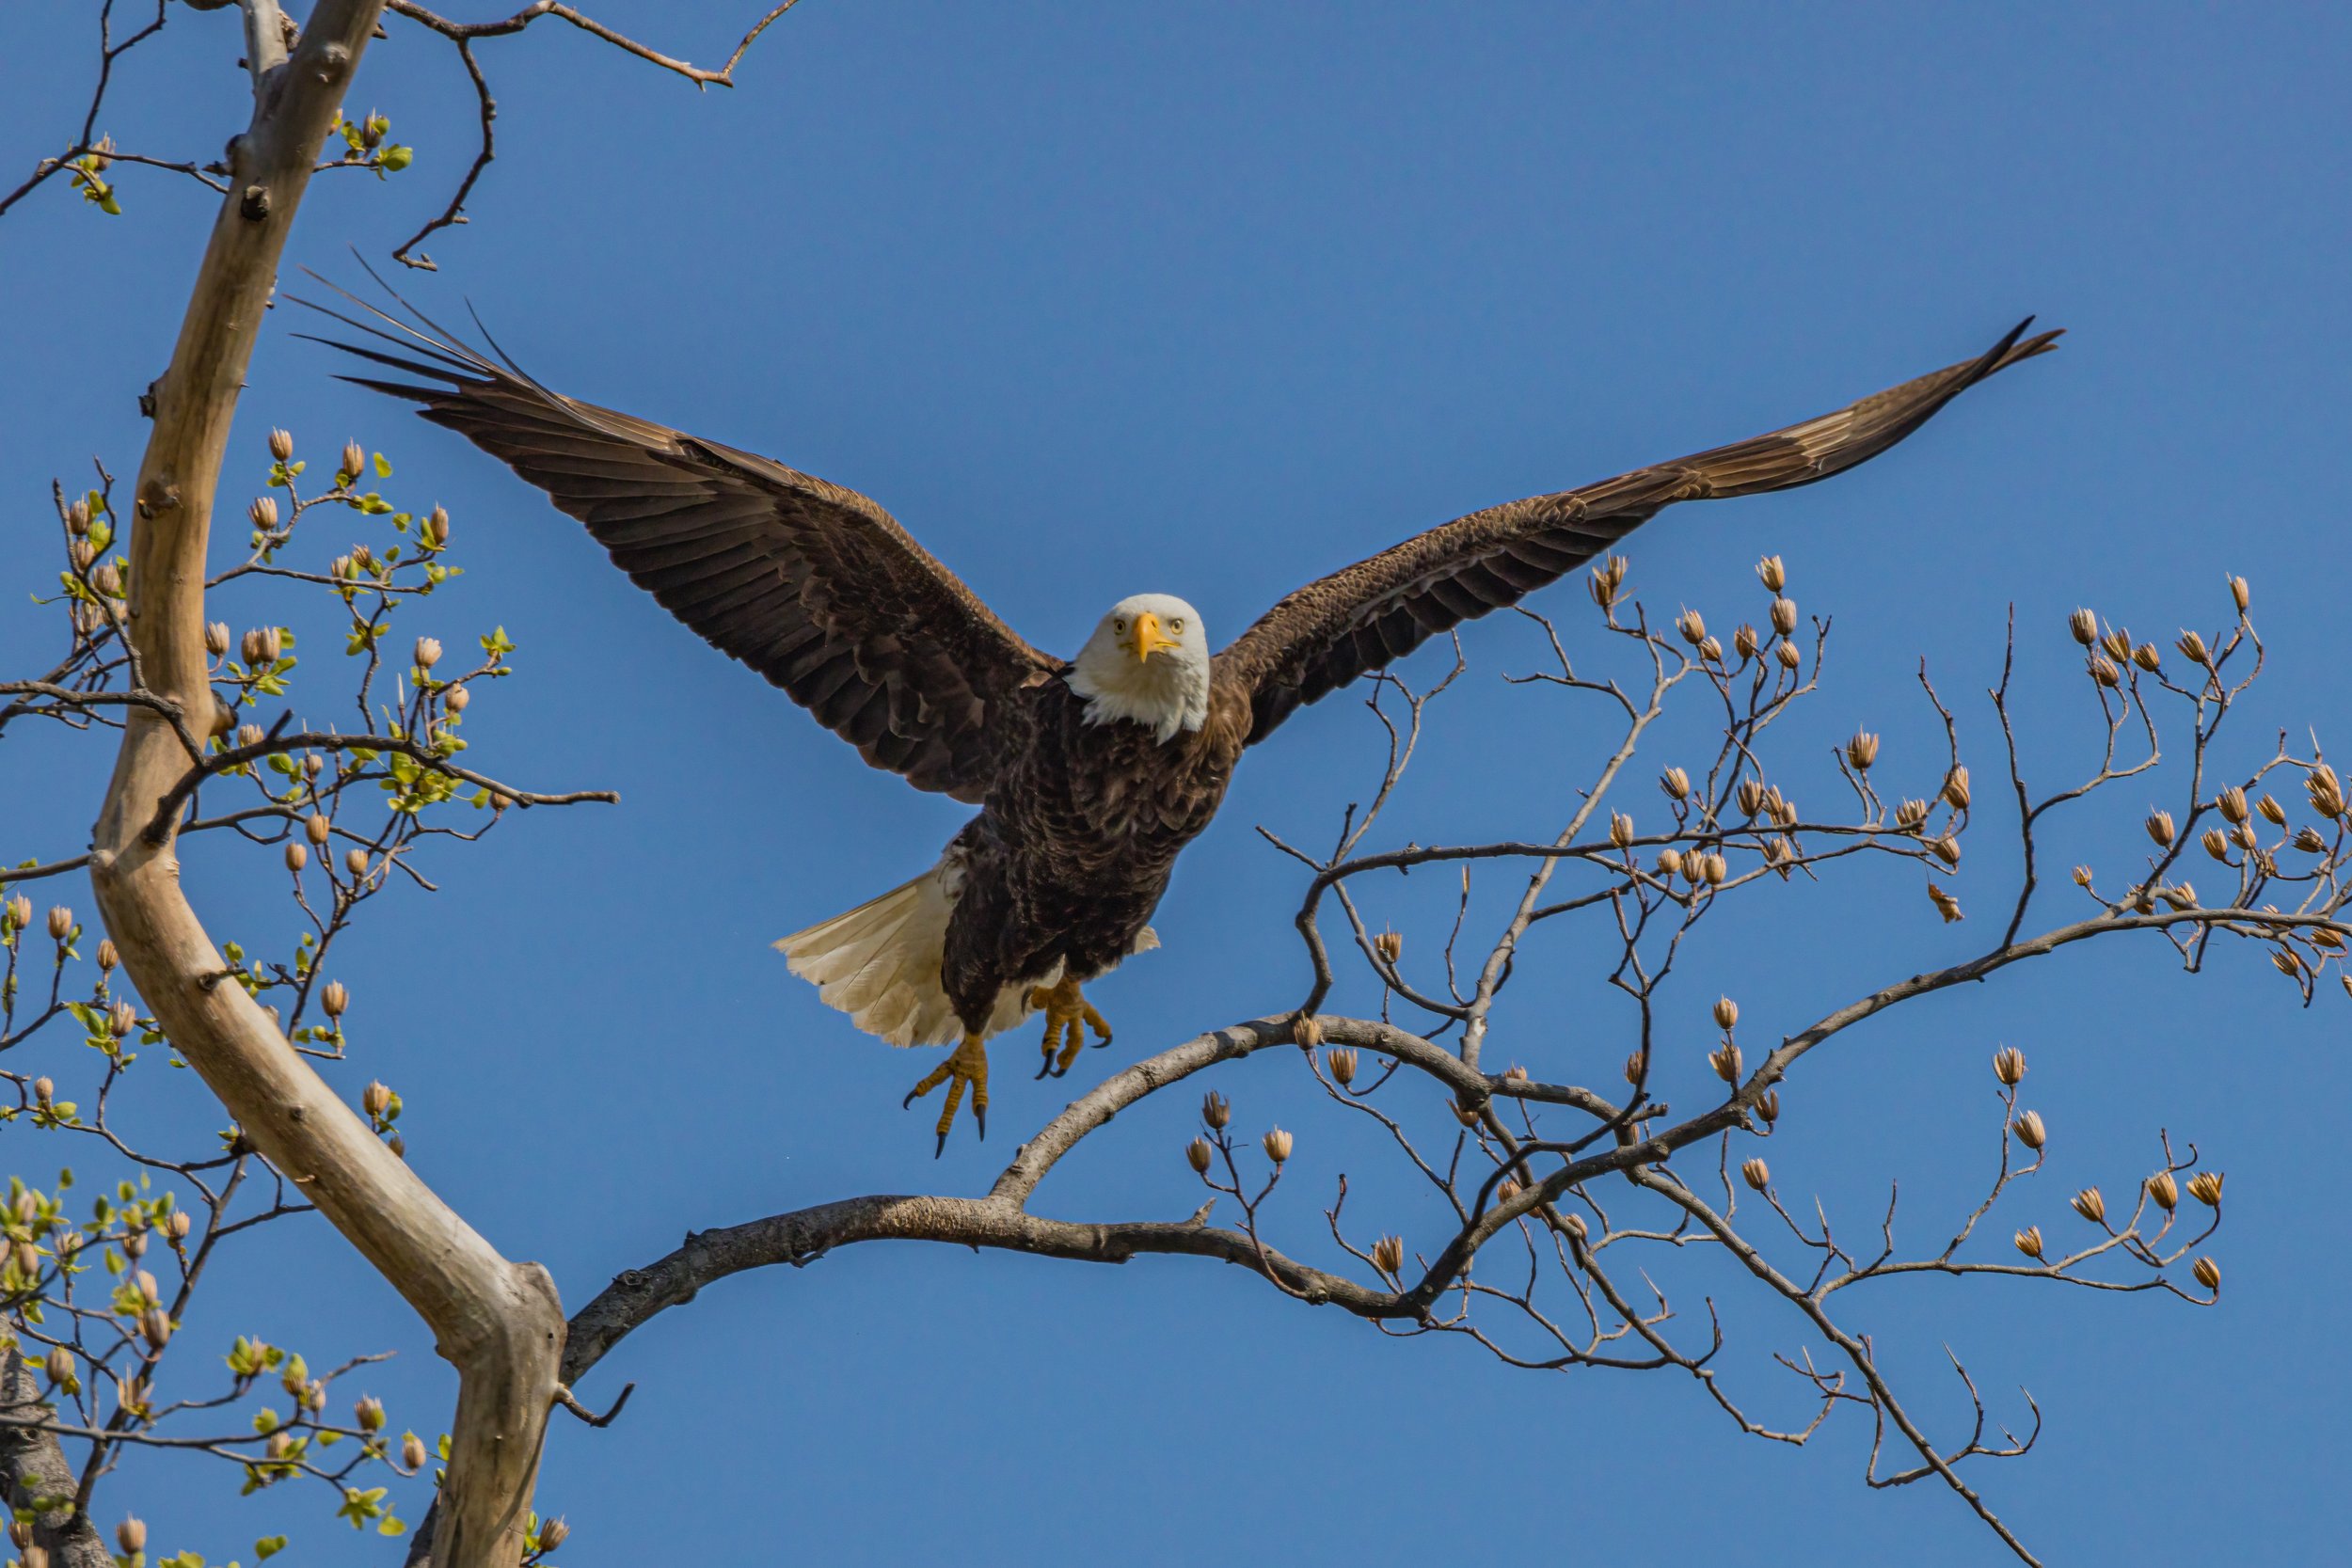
[1214,319,2060,745]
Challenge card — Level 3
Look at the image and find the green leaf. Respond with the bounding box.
[256,1537,288,1560]
[373,451,392,479]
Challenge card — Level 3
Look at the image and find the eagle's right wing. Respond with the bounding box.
[304,294,1055,804]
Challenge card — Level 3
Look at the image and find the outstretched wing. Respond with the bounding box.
[301,292,1056,804]
[1215,319,2061,745]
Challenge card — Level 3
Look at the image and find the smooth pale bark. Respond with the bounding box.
[80,5,564,1564]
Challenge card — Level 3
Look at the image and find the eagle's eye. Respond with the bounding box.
[1113,619,1128,634]
[1168,617,1184,633]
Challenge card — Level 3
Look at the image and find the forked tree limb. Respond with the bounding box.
[79,5,564,1566]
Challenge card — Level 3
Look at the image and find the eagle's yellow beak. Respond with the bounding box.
[1125,610,1179,664]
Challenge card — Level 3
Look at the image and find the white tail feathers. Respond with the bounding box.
[778,858,1160,1047]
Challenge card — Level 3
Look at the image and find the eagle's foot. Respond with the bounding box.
[902,1032,989,1157]
[1030,974,1112,1078]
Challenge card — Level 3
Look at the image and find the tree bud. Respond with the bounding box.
[44,1346,74,1386]
[341,440,367,483]
[1327,1046,1358,1086]
[1733,623,1759,660]
[1774,639,1801,671]
[293,816,327,852]
[1201,1090,1230,1130]
[404,1432,429,1470]
[1847,730,1880,770]
[2201,828,2231,862]
[46,905,73,941]
[1609,811,1635,848]
[363,1080,394,1117]
[92,938,118,974]
[1738,779,1768,817]
[1895,798,1929,832]
[2146,1169,2178,1210]
[388,1132,406,1159]
[2160,882,2199,911]
[1701,852,1727,885]
[1185,1136,1213,1175]
[1372,1235,1406,1275]
[1262,1128,1293,1164]
[1655,847,1684,879]
[117,1517,147,1555]
[138,1305,171,1348]
[2192,1256,2220,1291]
[345,848,369,878]
[1756,1088,1780,1124]
[2176,628,2210,666]
[1938,767,1973,813]
[414,636,443,669]
[1708,1041,1741,1083]
[1697,634,1724,664]
[1676,609,1707,647]
[66,497,92,536]
[423,505,451,546]
[7,892,32,933]
[23,1544,47,1568]
[2067,607,2098,645]
[248,495,278,531]
[446,683,471,713]
[2013,1226,2044,1259]
[68,538,96,573]
[1374,929,1403,964]
[1496,1177,1522,1203]
[357,1394,387,1432]
[1623,1051,1646,1085]
[247,625,282,664]
[539,1518,571,1554]
[320,979,349,1019]
[164,1210,191,1243]
[2072,1186,2106,1225]
[351,543,374,569]
[1660,766,1690,800]
[124,1227,148,1259]
[1713,996,1739,1030]
[2145,810,2175,847]
[284,840,309,873]
[2228,575,2249,612]
[267,427,295,462]
[1741,1157,1770,1193]
[330,554,355,581]
[2186,1170,2223,1207]
[110,1000,137,1038]
[2089,653,2122,688]
[205,620,232,657]
[1758,599,1796,643]
[134,1268,159,1307]
[90,562,122,597]
[1756,553,1787,593]
[2011,1110,2047,1149]
[236,722,266,750]
[1992,1046,2026,1085]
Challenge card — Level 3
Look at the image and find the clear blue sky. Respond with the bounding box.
[4,4,2347,1562]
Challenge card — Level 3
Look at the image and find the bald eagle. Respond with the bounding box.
[312,298,2058,1150]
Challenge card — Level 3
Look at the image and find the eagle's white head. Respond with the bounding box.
[1068,593,1211,743]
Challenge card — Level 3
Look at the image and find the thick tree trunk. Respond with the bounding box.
[0,1347,111,1568]
[80,6,564,1565]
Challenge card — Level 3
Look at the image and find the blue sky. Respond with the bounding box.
[4,3,2348,1562]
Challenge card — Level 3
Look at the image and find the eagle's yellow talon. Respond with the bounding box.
[1031,975,1110,1078]
[903,1033,989,1155]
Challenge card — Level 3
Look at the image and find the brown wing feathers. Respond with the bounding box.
[1216,318,2060,743]
[300,293,1053,804]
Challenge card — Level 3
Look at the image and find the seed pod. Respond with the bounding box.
[1993,1046,2026,1085]
[117,1517,147,1555]
[356,1394,387,1432]
[446,684,471,713]
[351,543,374,569]
[1931,833,1962,867]
[1701,852,1727,885]
[1727,1156,1766,1194]
[94,938,119,973]
[110,1000,137,1038]
[2192,1256,2220,1291]
[1372,1235,1406,1275]
[1496,1177,1523,1203]
[167,1210,192,1241]
[65,497,92,536]
[1623,1051,1646,1085]
[1586,568,1617,610]
[2101,626,2132,662]
[2217,785,2249,825]
[2072,1187,2106,1224]
[1766,598,1801,641]
[268,427,295,462]
[1327,1046,1358,1086]
[90,562,122,597]
[1771,794,1799,829]
[1942,766,1971,812]
[414,636,443,669]
[2146,1170,2179,1210]
[403,1431,429,1470]
[1754,553,1788,593]
[30,1079,49,1110]
[2257,793,2287,827]
[138,1305,171,1349]
[46,905,73,941]
[1775,639,1801,671]
[2068,608,2098,645]
[2201,828,2231,862]
[2089,654,2122,688]
[1733,623,1759,659]
[236,722,265,750]
[44,1346,75,1386]
[1676,609,1708,647]
[1756,1088,1780,1124]
[2145,810,2175,847]
[330,554,355,581]
[2012,1110,2047,1149]
[1201,1090,1230,1130]
[2176,628,2210,666]
[247,495,278,531]
[539,1518,571,1554]
[1847,730,1880,770]
[2013,1226,2044,1259]
[67,538,96,573]
[1895,798,1929,832]
[1655,847,1684,879]
[2133,641,2161,673]
[1374,929,1403,964]
[22,1544,46,1568]
[204,620,232,657]
[251,625,282,663]
[1737,780,1768,816]
[341,440,367,483]
[2186,1170,2223,1207]
[1708,1040,1741,1084]
[363,1080,394,1117]
[2228,575,2249,613]
[1262,1128,1293,1164]
[319,980,352,1019]
[10,1240,39,1279]
[423,505,451,546]
[1659,766,1690,800]
[2307,764,2344,819]
[344,847,369,878]
[1698,634,1724,664]
[1184,1135,1214,1176]
[1609,811,1635,847]
[1713,996,1739,1030]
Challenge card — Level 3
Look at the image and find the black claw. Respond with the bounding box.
[1034,1056,1053,1080]
[975,1105,987,1140]
[1093,1034,1112,1049]
[933,1131,947,1159]
[902,1088,919,1110]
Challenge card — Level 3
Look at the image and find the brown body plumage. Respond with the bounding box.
[310,287,2056,1137]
